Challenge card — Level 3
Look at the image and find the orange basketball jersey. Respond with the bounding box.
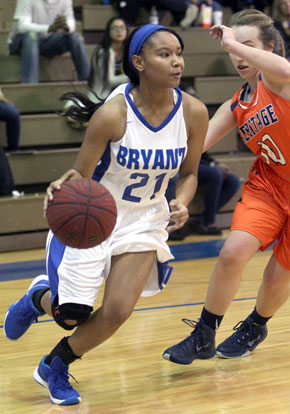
[231,78,290,179]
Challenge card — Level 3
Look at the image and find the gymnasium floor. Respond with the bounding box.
[1,231,290,414]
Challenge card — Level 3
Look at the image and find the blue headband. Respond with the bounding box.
[129,24,166,73]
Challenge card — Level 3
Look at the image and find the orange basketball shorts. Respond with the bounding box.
[231,157,290,270]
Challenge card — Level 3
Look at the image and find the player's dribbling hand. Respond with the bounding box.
[167,199,189,233]
[43,169,82,217]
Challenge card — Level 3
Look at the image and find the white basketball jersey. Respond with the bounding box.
[93,83,188,206]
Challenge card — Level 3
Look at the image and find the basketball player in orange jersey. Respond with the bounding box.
[3,24,208,404]
[163,9,290,364]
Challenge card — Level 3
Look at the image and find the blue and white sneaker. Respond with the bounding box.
[216,316,268,358]
[162,319,216,365]
[4,275,49,340]
[33,355,81,405]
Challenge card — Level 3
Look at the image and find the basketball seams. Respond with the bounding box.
[78,179,92,248]
[48,203,117,215]
[64,181,110,200]
[51,214,88,235]
[52,213,106,247]
[58,193,110,201]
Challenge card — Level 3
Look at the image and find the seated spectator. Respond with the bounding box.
[111,0,199,29]
[0,144,24,197]
[7,0,90,84]
[88,16,129,103]
[272,0,290,57]
[0,87,20,152]
[166,153,240,240]
[187,152,240,236]
[0,146,15,197]
[66,16,129,130]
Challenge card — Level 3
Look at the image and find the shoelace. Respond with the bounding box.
[228,320,251,344]
[182,318,199,328]
[50,369,79,392]
[174,318,202,350]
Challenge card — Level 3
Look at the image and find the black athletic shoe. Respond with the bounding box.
[205,226,222,235]
[216,316,268,358]
[162,319,216,365]
[168,228,188,241]
[188,219,207,235]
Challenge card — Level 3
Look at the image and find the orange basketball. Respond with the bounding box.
[46,178,117,249]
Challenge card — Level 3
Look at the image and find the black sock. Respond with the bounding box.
[32,288,50,313]
[250,307,272,325]
[45,337,82,366]
[201,307,223,331]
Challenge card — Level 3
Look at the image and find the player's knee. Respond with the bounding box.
[219,243,243,269]
[102,303,132,327]
[52,302,93,330]
[263,270,290,290]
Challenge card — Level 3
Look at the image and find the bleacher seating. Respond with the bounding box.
[0,0,16,29]
[0,2,256,251]
[8,148,78,185]
[19,114,83,147]
[1,82,87,113]
[0,29,8,53]
[0,46,237,83]
[73,0,103,6]
[83,5,116,30]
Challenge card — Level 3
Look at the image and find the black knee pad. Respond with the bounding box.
[52,298,93,330]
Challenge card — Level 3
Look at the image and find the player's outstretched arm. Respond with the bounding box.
[203,99,237,152]
[210,24,290,86]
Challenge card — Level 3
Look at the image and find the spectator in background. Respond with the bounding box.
[272,0,290,56]
[0,146,16,197]
[0,87,20,152]
[111,0,199,29]
[166,152,240,240]
[88,16,129,103]
[66,16,129,130]
[0,87,25,197]
[187,151,240,235]
[7,0,90,83]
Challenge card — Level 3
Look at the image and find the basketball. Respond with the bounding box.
[46,178,117,249]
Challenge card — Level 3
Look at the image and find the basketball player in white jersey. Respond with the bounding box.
[4,24,208,405]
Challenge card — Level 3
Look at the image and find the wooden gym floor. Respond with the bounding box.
[0,231,290,414]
